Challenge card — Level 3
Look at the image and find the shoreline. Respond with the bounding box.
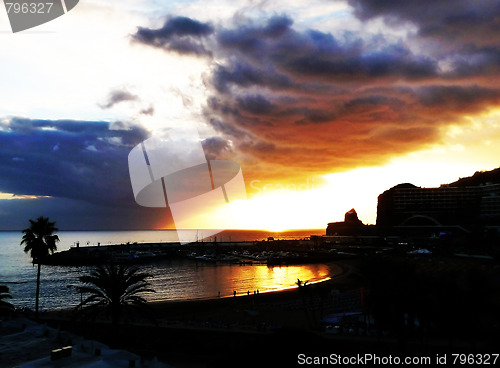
[42,259,356,321]
[147,272,337,304]
[40,259,350,314]
[151,258,353,302]
[44,275,334,314]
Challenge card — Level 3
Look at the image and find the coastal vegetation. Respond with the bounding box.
[0,285,14,317]
[20,216,59,319]
[75,263,156,325]
[296,278,315,328]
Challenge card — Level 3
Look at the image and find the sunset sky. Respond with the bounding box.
[1,0,500,232]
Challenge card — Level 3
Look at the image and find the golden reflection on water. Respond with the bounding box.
[217,263,335,297]
[148,261,339,302]
[257,264,330,291]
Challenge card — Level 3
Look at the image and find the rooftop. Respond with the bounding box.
[0,316,170,368]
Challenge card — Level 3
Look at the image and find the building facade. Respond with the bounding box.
[377,182,500,233]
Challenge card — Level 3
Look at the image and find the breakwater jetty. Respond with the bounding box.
[41,236,365,266]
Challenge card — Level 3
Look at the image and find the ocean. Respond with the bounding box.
[0,229,336,312]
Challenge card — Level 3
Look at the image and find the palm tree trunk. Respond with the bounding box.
[35,262,41,320]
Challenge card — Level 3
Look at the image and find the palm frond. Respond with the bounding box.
[75,263,155,324]
[0,285,14,312]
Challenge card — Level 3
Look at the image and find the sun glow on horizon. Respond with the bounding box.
[163,111,500,231]
[0,192,51,200]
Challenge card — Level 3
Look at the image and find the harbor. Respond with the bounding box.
[40,237,346,266]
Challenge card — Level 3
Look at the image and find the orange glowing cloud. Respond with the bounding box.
[131,4,500,193]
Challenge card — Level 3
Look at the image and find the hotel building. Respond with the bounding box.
[377,182,500,234]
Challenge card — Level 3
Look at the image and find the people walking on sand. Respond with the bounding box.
[233,290,236,297]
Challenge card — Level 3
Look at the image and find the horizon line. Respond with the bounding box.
[0,227,326,233]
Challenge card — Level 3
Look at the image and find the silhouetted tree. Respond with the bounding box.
[76,263,155,325]
[20,216,59,319]
[0,285,14,317]
[296,278,314,328]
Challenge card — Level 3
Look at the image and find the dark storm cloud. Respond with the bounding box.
[212,62,293,93]
[217,15,293,53]
[349,0,500,45]
[293,108,338,125]
[206,117,248,139]
[416,85,500,110]
[214,16,438,84]
[0,118,150,206]
[141,14,436,88]
[134,5,500,184]
[201,136,232,160]
[348,0,500,77]
[236,94,276,115]
[277,36,437,82]
[0,196,167,230]
[133,16,214,56]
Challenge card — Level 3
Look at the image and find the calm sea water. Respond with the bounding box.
[0,229,335,311]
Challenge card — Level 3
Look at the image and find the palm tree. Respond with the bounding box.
[296,278,313,327]
[76,263,155,325]
[0,285,14,317]
[20,216,59,319]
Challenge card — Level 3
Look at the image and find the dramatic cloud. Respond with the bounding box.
[348,0,500,78]
[349,0,500,45]
[133,3,500,187]
[0,118,149,205]
[201,136,233,160]
[0,118,178,229]
[133,16,215,56]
